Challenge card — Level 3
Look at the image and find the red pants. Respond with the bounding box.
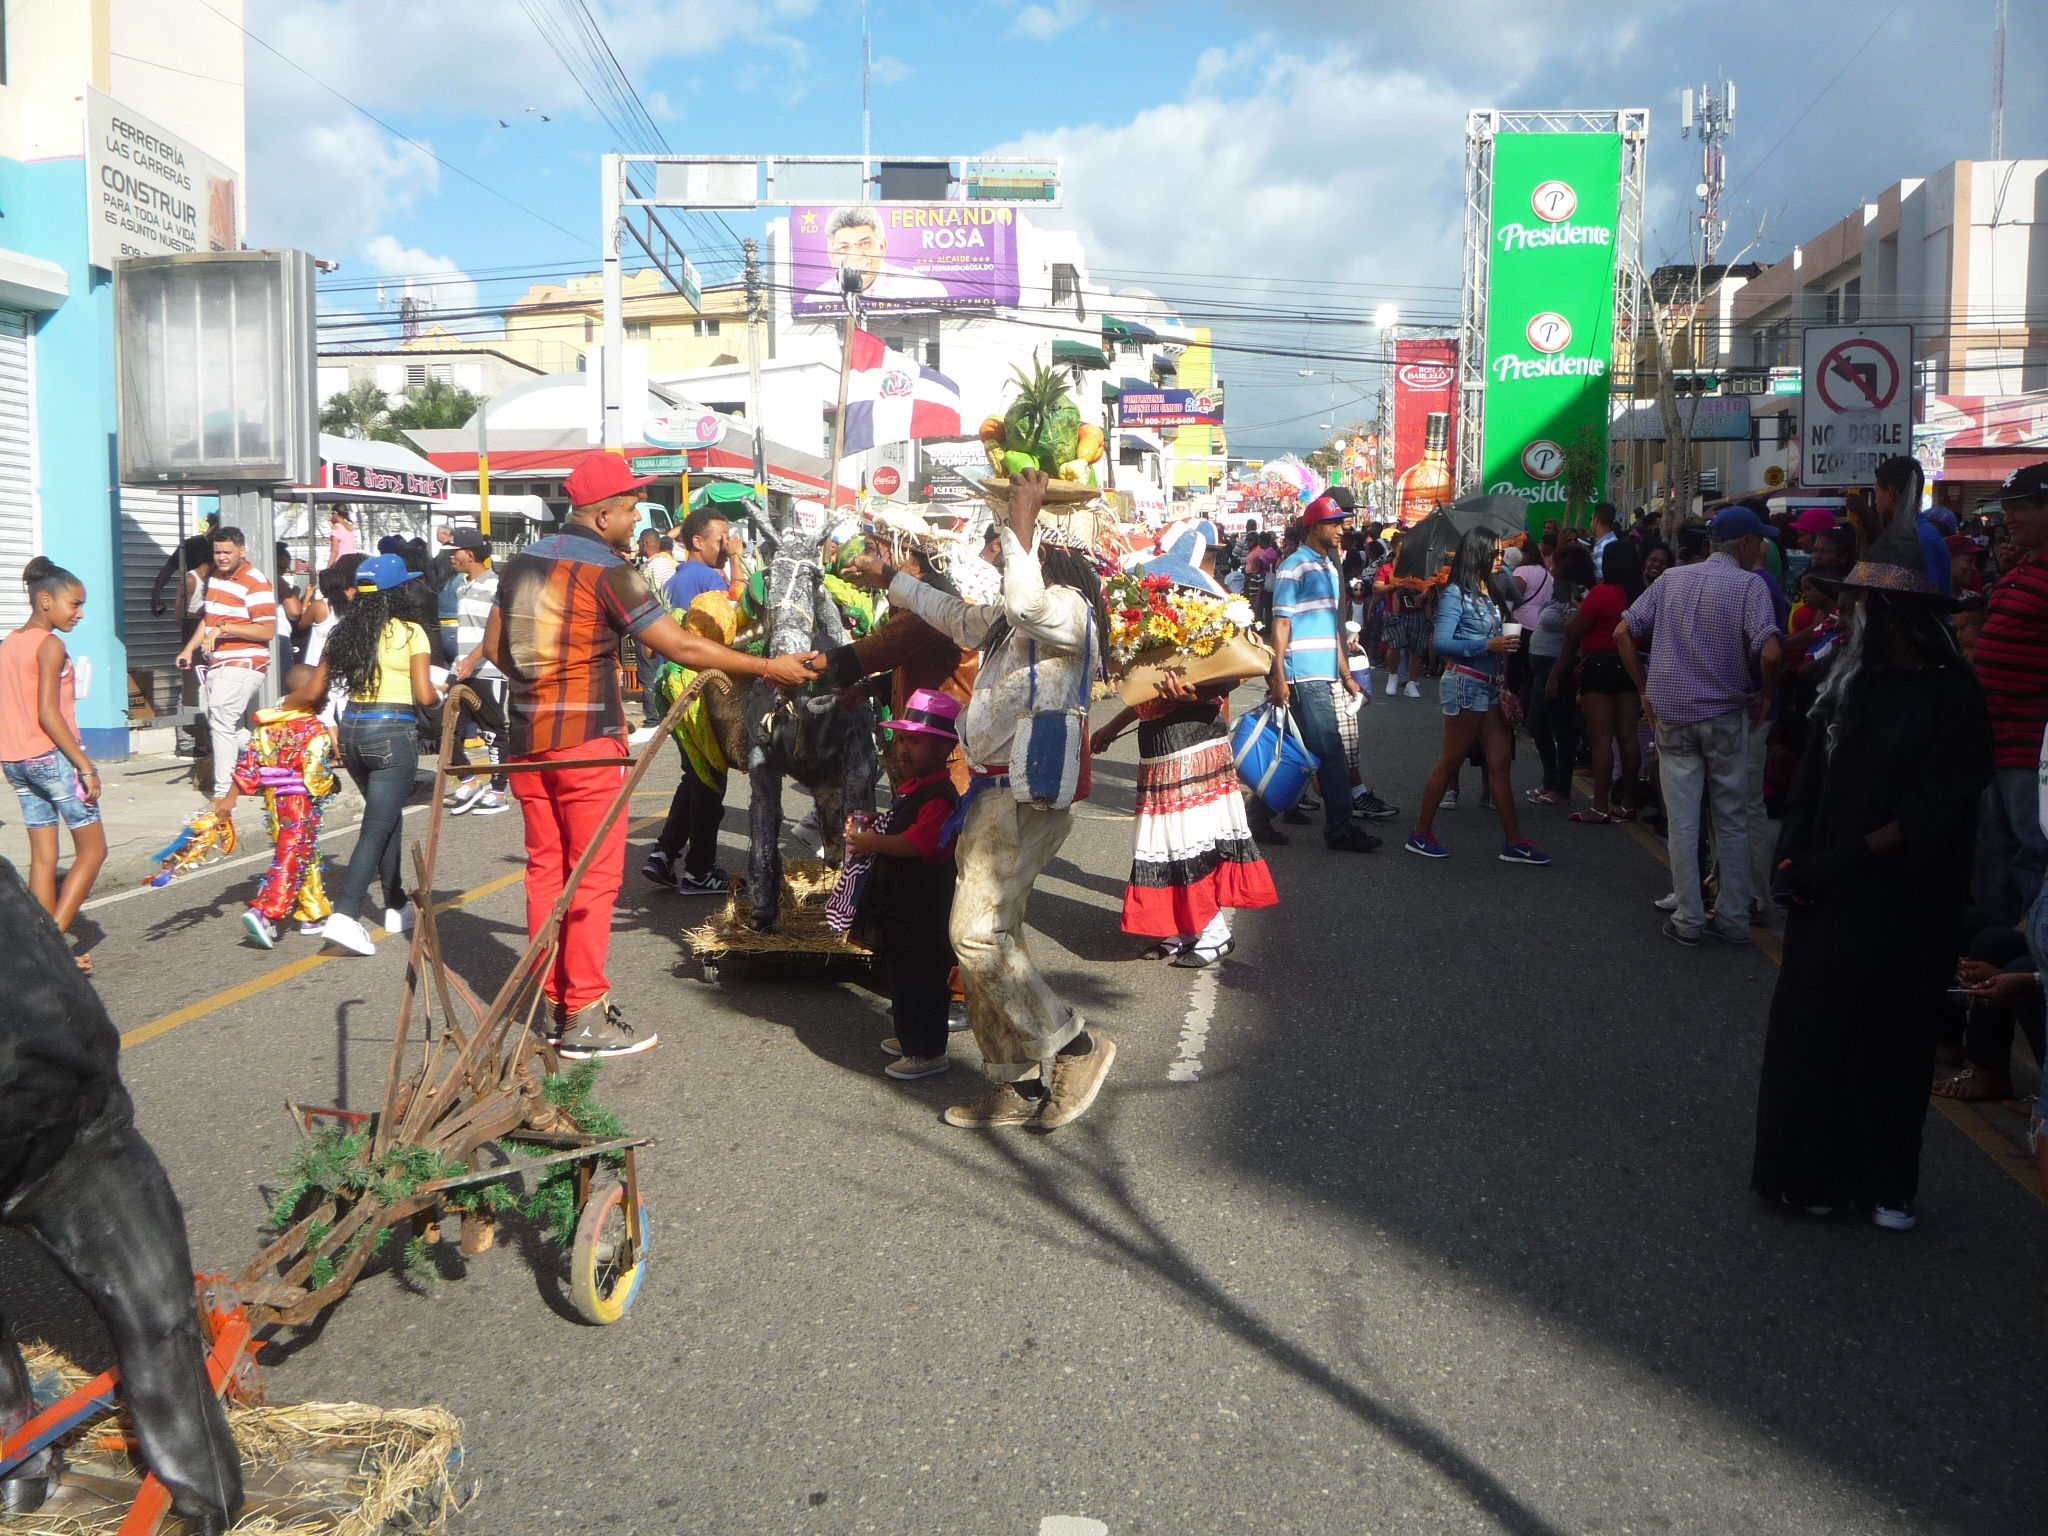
[509,737,629,1013]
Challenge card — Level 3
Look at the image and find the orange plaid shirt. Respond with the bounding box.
[495,524,665,757]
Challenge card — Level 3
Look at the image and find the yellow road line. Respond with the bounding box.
[120,816,663,1052]
[1611,789,2036,1202]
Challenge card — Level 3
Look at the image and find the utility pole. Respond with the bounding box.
[744,237,766,502]
[1993,0,2008,160]
[600,153,625,452]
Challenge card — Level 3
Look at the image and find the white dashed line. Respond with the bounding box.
[1167,961,1221,1082]
[1040,1519,1109,1536]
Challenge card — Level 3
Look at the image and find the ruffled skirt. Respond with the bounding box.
[1122,733,1278,937]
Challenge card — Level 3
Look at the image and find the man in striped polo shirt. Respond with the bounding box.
[175,525,277,799]
[1972,461,2048,923]
[1259,495,1379,853]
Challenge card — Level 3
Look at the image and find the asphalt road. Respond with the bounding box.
[5,688,2046,1535]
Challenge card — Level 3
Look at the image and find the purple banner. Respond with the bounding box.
[790,204,1020,316]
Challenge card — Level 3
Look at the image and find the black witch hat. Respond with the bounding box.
[1841,462,1956,607]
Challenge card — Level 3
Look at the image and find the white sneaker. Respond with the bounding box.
[322,912,377,956]
[446,779,484,814]
[1652,891,1679,912]
[1403,681,1422,698]
[1384,676,1397,696]
[469,790,509,816]
[383,904,415,936]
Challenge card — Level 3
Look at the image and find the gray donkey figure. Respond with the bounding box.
[743,504,879,931]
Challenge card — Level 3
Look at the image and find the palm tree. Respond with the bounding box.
[320,378,391,440]
[387,379,484,435]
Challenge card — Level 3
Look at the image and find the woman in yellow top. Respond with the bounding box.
[307,552,440,956]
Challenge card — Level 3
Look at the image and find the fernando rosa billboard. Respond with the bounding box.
[790,204,1021,316]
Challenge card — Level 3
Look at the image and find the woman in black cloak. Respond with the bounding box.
[1751,467,1993,1230]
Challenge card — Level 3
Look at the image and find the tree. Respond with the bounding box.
[386,379,484,435]
[1561,422,1606,527]
[320,379,391,441]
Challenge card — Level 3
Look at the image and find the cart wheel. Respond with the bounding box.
[570,1180,650,1325]
[700,959,721,985]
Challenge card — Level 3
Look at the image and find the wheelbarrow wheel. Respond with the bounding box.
[570,1178,649,1325]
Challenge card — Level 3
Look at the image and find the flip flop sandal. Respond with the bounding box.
[1568,809,1617,824]
[1171,938,1235,969]
[1140,942,1186,961]
[1933,1067,2011,1102]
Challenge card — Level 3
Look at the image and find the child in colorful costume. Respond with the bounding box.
[212,664,339,948]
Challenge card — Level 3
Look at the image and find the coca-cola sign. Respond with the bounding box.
[1396,362,1455,390]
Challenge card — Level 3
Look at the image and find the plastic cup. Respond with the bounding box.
[1501,622,1523,639]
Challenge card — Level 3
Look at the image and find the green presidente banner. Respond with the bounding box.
[1479,131,1622,529]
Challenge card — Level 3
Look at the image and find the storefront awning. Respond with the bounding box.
[1053,340,1111,371]
[277,433,449,503]
[1938,449,2047,483]
[1101,316,1158,345]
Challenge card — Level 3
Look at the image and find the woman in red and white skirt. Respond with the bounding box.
[1092,527,1277,968]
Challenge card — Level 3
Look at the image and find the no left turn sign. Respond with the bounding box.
[1801,323,1914,487]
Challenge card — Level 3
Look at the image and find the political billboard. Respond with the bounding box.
[1477,132,1622,524]
[1392,338,1458,523]
[790,203,1020,316]
[1115,387,1224,428]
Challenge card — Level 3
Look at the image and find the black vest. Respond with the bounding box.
[850,776,959,956]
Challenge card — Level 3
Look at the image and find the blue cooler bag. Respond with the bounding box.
[1230,702,1317,812]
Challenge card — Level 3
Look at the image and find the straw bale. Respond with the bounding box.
[1,1345,469,1536]
[681,858,871,959]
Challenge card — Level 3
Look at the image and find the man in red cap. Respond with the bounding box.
[482,454,822,1058]
[1258,495,1379,852]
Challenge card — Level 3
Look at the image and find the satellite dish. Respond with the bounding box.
[1695,182,1711,198]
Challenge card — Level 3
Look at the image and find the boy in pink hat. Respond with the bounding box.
[846,689,964,1080]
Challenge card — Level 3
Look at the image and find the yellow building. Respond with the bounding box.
[1169,326,1228,490]
[496,269,754,375]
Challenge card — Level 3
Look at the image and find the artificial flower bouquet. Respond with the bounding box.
[1105,567,1273,706]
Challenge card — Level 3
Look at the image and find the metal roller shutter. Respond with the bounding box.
[0,309,38,633]
[120,486,196,717]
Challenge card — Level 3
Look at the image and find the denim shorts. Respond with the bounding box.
[4,750,102,830]
[1440,671,1499,717]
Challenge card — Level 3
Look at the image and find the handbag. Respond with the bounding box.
[1012,608,1094,811]
[1230,701,1317,812]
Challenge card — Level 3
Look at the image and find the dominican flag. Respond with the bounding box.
[839,328,964,455]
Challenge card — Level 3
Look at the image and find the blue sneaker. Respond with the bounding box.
[1405,831,1449,859]
[1499,840,1552,866]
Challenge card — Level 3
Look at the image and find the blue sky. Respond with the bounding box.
[247,0,2047,455]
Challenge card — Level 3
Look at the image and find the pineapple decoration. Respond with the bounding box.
[980,358,1107,486]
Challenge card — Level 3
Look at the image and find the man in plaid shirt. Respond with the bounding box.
[483,457,821,1059]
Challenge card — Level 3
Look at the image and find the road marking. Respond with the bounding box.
[1167,961,1221,1082]
[1613,796,2036,1202]
[118,815,663,1052]
[1040,1519,1109,1536]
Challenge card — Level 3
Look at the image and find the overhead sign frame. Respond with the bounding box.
[1800,323,1914,487]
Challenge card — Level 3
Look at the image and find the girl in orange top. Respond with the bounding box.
[1,557,106,968]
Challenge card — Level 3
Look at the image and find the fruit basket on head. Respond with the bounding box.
[977,358,1108,507]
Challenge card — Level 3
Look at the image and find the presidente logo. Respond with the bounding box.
[1491,352,1607,384]
[1526,312,1571,354]
[1521,440,1564,481]
[1489,478,1573,503]
[1494,178,1613,253]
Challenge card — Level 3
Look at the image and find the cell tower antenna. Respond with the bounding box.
[1680,76,1735,263]
[1993,0,2008,160]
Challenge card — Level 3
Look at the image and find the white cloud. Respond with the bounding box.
[996,47,1469,441]
[869,53,911,85]
[361,237,486,335]
[246,111,441,261]
[1011,0,1091,41]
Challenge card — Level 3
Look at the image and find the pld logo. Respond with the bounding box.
[1522,440,1565,481]
[1525,312,1572,354]
[1531,180,1577,222]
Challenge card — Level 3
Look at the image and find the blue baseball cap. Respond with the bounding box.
[354,553,421,591]
[1708,506,1770,541]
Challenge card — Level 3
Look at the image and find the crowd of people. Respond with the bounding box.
[6,451,2045,1188]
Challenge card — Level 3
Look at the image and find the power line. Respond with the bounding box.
[1726,0,1910,198]
[185,0,587,247]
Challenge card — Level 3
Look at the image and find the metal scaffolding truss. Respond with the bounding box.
[1455,108,1651,499]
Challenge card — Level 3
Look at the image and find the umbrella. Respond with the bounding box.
[1393,495,1528,581]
